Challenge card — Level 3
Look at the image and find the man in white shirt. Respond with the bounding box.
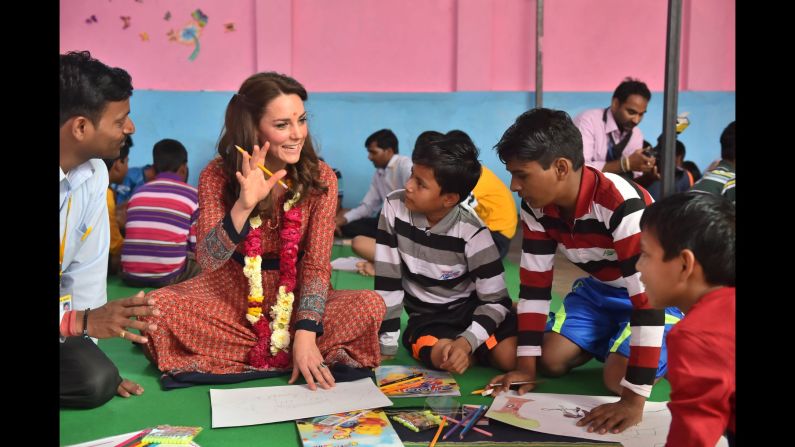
[60,51,159,408]
[335,129,412,238]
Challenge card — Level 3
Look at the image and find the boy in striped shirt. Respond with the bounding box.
[121,139,200,287]
[489,108,683,434]
[375,133,516,375]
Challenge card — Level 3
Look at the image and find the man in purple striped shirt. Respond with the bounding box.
[121,139,200,287]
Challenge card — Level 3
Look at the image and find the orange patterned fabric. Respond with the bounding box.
[140,158,385,374]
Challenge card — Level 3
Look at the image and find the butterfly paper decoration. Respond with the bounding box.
[85,15,98,24]
[120,16,131,29]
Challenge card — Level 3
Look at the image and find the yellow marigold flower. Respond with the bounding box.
[271,329,291,349]
[276,312,290,325]
[250,215,262,228]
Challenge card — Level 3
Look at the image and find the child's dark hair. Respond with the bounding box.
[720,121,735,162]
[153,138,188,174]
[103,135,132,171]
[365,129,399,154]
[494,108,584,170]
[60,50,133,127]
[412,133,481,203]
[612,77,651,103]
[445,129,475,146]
[640,191,735,287]
[414,130,444,151]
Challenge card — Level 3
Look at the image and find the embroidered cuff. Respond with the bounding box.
[223,212,250,244]
[295,318,324,335]
[298,294,326,319]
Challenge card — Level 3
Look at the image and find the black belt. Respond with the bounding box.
[231,250,305,270]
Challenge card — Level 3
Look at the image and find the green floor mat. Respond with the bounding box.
[60,246,670,446]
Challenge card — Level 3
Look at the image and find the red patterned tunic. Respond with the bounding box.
[140,158,385,374]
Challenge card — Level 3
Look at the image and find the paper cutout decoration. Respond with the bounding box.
[168,9,208,61]
[139,32,149,42]
[121,16,131,29]
[164,11,171,21]
[85,15,98,24]
[224,22,236,32]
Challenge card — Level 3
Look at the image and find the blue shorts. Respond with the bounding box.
[545,277,683,378]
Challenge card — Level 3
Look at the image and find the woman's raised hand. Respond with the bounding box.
[235,142,287,211]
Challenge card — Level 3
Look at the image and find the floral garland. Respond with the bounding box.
[244,192,302,369]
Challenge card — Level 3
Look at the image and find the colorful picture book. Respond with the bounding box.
[374,365,460,398]
[296,409,404,447]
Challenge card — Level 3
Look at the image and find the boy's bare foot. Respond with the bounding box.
[117,378,144,397]
[356,261,375,276]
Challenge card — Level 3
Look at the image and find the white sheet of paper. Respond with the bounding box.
[209,378,393,428]
[485,391,728,447]
[330,256,365,272]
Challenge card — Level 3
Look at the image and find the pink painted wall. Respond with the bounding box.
[60,0,734,92]
[60,0,257,91]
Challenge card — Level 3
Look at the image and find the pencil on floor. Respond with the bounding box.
[429,417,446,447]
[442,415,492,437]
[459,405,487,439]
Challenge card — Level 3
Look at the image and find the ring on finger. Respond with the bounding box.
[318,361,328,369]
[120,330,126,339]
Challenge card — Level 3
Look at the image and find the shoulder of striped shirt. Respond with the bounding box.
[704,169,735,183]
[152,178,199,190]
[456,204,489,235]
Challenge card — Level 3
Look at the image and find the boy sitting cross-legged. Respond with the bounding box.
[375,133,517,374]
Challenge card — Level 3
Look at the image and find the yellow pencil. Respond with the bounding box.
[379,376,424,393]
[234,145,289,190]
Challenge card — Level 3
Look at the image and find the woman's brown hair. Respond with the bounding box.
[216,72,327,213]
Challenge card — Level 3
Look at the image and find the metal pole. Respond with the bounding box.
[661,0,683,197]
[535,0,544,108]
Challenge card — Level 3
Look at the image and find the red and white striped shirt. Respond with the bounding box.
[518,166,661,397]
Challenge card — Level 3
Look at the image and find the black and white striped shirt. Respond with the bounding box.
[374,189,512,355]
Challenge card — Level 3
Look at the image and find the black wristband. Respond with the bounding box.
[82,308,91,339]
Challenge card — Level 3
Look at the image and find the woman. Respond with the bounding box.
[140,72,385,389]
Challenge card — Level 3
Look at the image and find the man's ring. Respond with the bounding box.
[319,361,328,369]
[120,330,126,339]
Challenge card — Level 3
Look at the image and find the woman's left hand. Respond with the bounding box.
[288,329,336,390]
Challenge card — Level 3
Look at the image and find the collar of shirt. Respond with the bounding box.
[154,172,184,182]
[604,108,629,142]
[386,153,402,170]
[60,160,96,210]
[410,204,461,235]
[541,166,598,221]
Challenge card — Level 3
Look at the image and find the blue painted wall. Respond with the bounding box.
[127,91,734,209]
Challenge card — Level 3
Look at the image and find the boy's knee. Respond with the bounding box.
[489,337,518,371]
[351,236,367,252]
[491,352,517,372]
[66,364,120,409]
[538,356,569,377]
